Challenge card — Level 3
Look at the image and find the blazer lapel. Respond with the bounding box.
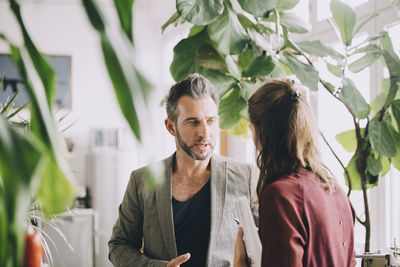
[207,155,227,264]
[155,154,178,259]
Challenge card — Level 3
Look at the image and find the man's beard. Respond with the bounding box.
[176,128,214,160]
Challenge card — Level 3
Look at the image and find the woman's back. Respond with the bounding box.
[259,169,356,267]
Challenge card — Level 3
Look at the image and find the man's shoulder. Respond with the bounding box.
[213,154,252,169]
[130,155,173,183]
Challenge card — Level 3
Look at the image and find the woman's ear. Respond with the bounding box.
[165,118,176,136]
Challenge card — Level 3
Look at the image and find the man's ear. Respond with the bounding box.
[165,118,176,136]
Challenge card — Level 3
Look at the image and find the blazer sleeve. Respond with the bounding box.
[259,182,307,267]
[108,171,169,267]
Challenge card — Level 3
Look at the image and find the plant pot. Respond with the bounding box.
[23,225,44,267]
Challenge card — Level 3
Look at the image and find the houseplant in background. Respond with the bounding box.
[0,0,155,265]
[163,0,400,252]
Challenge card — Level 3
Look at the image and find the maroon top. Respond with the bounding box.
[259,169,356,267]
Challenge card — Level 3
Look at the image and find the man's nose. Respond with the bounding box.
[197,120,209,138]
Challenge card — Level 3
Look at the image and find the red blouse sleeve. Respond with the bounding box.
[259,181,307,267]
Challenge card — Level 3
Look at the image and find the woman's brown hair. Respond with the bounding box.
[248,79,336,198]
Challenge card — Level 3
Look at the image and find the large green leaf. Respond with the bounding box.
[281,52,319,91]
[37,157,75,216]
[381,157,390,176]
[10,0,56,108]
[226,56,241,80]
[200,69,237,97]
[101,36,141,140]
[170,30,225,81]
[176,0,224,25]
[371,93,387,115]
[279,12,311,33]
[240,79,265,100]
[219,87,247,129]
[208,3,249,55]
[330,0,356,46]
[276,0,300,11]
[339,78,370,119]
[349,52,382,73]
[345,154,362,190]
[335,128,365,153]
[114,0,134,42]
[297,40,343,60]
[242,55,275,78]
[369,116,397,157]
[366,154,382,176]
[238,0,276,17]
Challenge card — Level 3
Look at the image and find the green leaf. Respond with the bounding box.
[81,0,106,33]
[330,0,356,46]
[176,0,224,25]
[37,157,76,216]
[247,29,270,51]
[200,69,237,97]
[354,11,379,36]
[335,129,365,153]
[326,62,343,78]
[238,0,276,17]
[10,0,57,109]
[240,79,265,100]
[237,14,257,30]
[383,79,399,110]
[281,52,319,91]
[226,56,241,80]
[170,30,219,81]
[367,154,382,176]
[369,115,397,157]
[280,12,311,33]
[161,12,181,33]
[114,0,134,42]
[188,25,205,37]
[345,154,362,190]
[242,55,275,78]
[219,87,247,129]
[392,148,400,171]
[371,93,387,115]
[325,82,336,93]
[381,157,390,176]
[226,117,249,137]
[101,36,141,140]
[297,40,343,60]
[339,78,370,119]
[349,52,382,73]
[276,0,300,11]
[208,4,249,55]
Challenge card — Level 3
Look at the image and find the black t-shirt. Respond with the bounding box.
[172,180,211,267]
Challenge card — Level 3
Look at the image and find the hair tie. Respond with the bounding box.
[289,91,301,101]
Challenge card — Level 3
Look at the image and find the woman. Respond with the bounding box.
[234,79,356,267]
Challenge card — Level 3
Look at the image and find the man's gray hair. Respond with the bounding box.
[166,73,219,121]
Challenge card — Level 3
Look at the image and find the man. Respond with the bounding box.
[109,74,257,267]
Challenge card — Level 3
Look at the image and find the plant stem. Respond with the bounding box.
[319,131,353,196]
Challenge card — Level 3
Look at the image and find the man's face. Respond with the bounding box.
[168,95,219,161]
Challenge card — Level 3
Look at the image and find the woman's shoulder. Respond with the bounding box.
[261,170,308,203]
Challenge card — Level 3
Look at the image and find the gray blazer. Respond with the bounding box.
[108,153,257,267]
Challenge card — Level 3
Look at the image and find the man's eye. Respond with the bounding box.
[187,121,197,126]
[208,119,216,124]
